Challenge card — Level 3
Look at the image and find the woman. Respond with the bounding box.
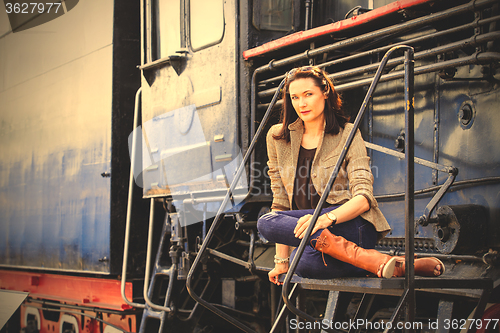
[257,66,443,284]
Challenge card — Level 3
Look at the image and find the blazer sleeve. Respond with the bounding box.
[266,127,291,211]
[346,129,378,209]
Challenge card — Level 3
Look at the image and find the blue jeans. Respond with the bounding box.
[257,207,377,279]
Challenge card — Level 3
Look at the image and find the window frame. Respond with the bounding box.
[252,0,299,32]
[142,0,227,67]
[187,0,225,52]
[143,0,187,64]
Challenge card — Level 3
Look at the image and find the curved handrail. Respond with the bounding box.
[121,87,146,309]
[281,45,415,322]
[185,78,287,333]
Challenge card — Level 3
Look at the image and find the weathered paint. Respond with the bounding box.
[140,0,247,204]
[0,270,133,310]
[243,0,432,60]
[0,1,125,273]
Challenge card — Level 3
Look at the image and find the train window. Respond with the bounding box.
[156,0,182,59]
[189,0,224,51]
[253,0,294,31]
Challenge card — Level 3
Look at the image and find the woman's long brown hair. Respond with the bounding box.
[273,66,349,142]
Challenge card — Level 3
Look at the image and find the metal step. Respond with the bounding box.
[289,276,492,297]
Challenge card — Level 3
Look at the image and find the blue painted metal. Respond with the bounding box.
[369,63,500,244]
[0,1,142,274]
[0,2,113,271]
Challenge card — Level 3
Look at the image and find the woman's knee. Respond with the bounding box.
[257,211,279,238]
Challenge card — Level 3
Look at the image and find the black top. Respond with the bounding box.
[292,146,327,210]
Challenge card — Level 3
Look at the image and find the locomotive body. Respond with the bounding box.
[0,1,146,332]
[1,0,500,332]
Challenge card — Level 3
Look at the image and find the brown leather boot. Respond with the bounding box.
[392,256,445,277]
[312,229,397,278]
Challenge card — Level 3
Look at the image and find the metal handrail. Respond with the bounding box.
[280,45,416,324]
[120,89,177,313]
[185,78,287,333]
[248,0,496,92]
[142,198,176,312]
[120,88,179,313]
[256,14,500,87]
[120,87,146,310]
[257,31,500,99]
[364,141,459,226]
[403,45,416,328]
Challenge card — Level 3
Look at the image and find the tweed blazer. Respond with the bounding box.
[267,119,391,237]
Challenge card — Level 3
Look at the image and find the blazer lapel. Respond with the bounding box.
[314,125,343,165]
[312,121,326,165]
[288,119,303,198]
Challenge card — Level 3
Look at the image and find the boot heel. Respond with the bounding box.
[380,257,397,278]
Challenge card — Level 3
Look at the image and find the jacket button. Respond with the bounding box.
[312,173,317,178]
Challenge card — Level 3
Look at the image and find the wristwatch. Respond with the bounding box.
[326,211,337,224]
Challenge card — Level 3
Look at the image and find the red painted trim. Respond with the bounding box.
[0,270,133,311]
[243,0,432,60]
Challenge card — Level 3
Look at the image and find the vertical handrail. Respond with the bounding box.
[121,87,146,309]
[121,88,178,313]
[280,45,415,323]
[403,48,416,330]
[185,78,287,333]
[121,89,177,313]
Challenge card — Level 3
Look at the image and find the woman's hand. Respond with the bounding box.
[293,196,370,239]
[269,263,289,285]
[294,214,332,239]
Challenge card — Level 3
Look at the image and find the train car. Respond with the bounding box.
[0,1,148,332]
[1,0,500,332]
[133,0,500,331]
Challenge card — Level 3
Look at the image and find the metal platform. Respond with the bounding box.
[289,275,493,297]
[268,275,493,333]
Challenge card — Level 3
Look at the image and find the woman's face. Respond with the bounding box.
[288,77,327,126]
